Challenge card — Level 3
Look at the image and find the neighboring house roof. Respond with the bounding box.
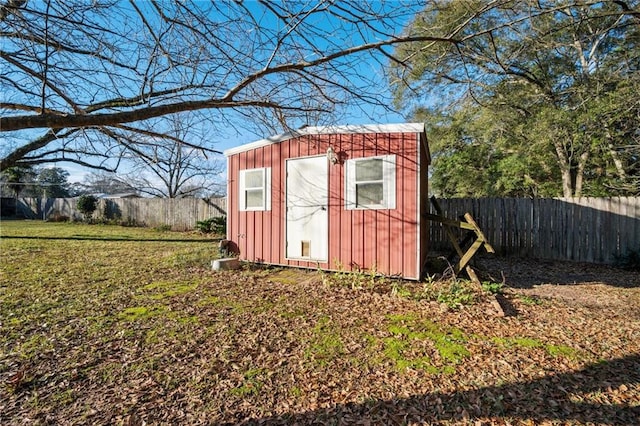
[99,193,140,199]
[223,123,426,156]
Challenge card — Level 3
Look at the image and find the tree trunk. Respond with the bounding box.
[553,139,574,197]
[574,151,589,198]
[605,125,627,181]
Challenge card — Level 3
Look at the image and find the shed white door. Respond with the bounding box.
[286,156,328,261]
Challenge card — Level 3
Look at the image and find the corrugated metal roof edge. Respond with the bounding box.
[223,123,426,156]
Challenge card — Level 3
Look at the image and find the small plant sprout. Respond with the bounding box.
[481,281,504,295]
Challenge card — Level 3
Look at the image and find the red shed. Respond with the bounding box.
[224,123,430,280]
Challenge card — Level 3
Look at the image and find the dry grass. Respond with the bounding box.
[1,221,639,425]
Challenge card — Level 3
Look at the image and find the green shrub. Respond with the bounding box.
[196,216,226,235]
[76,195,98,221]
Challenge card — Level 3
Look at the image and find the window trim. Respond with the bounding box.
[345,155,396,210]
[239,167,271,211]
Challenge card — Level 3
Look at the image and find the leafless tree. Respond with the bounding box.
[1,0,462,171]
[77,172,138,196]
[119,114,224,198]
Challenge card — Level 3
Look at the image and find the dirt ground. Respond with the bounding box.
[476,255,640,313]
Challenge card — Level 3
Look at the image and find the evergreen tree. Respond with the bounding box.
[37,167,71,198]
[392,1,640,197]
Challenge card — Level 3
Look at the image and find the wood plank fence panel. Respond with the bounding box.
[4,196,639,264]
[7,197,226,231]
[430,197,640,265]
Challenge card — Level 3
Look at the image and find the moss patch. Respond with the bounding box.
[117,306,166,321]
[230,368,266,397]
[382,314,470,373]
[305,316,345,367]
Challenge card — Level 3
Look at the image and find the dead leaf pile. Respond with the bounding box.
[1,226,639,425]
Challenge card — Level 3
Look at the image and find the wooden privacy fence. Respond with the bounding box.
[430,197,640,264]
[3,196,639,264]
[2,197,227,231]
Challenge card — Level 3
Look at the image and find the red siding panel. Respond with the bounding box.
[270,144,282,265]
[377,131,392,275]
[388,134,404,276]
[352,210,363,270]
[328,133,342,271]
[255,148,265,263]
[419,133,430,277]
[238,153,248,259]
[362,210,376,272]
[339,134,353,270]
[401,133,419,278]
[227,155,239,243]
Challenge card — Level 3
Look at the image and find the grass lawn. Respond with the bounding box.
[1,221,639,425]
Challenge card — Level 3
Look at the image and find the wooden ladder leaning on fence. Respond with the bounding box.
[426,196,495,285]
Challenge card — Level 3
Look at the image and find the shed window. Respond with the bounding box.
[239,167,271,211]
[345,155,395,210]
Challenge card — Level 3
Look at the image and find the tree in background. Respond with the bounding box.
[116,114,224,198]
[391,1,640,197]
[0,165,36,197]
[37,167,71,197]
[76,172,139,197]
[0,165,71,197]
[123,142,222,198]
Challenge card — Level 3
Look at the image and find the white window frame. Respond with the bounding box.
[239,167,271,211]
[345,155,396,210]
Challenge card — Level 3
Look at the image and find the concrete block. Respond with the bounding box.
[212,258,240,271]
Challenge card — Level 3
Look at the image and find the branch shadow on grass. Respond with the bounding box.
[235,353,640,425]
[0,235,219,243]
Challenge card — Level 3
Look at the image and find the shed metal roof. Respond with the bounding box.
[223,122,425,156]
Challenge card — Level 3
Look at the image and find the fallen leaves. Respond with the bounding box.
[1,222,639,425]
[5,366,26,390]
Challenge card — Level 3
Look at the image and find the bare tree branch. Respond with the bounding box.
[0,0,478,172]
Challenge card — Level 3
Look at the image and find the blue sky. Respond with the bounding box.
[2,1,419,186]
[63,1,415,184]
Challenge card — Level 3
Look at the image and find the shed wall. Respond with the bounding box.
[227,131,425,279]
